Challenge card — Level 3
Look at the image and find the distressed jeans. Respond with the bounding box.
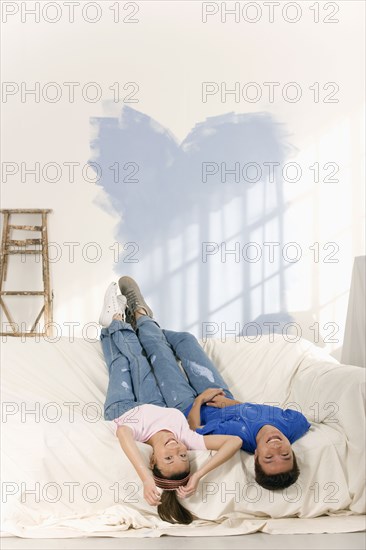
[100,315,234,421]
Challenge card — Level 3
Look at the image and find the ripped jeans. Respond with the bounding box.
[100,315,235,421]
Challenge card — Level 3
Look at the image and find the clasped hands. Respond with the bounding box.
[196,387,229,407]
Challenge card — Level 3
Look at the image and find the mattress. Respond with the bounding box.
[1,333,365,537]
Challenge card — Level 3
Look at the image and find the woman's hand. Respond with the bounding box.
[176,472,201,499]
[197,388,225,405]
[143,477,162,506]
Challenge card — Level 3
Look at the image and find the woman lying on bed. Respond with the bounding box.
[99,280,242,525]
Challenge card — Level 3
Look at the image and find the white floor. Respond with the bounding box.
[1,533,365,550]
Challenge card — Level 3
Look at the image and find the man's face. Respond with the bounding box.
[255,428,293,475]
[150,434,190,478]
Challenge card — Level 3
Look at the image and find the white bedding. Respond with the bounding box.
[1,334,365,538]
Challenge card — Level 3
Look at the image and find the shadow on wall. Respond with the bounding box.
[88,106,300,337]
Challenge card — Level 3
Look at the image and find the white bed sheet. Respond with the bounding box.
[1,334,365,537]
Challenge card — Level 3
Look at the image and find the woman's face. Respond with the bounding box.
[150,433,190,478]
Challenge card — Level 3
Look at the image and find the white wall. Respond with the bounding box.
[1,1,365,356]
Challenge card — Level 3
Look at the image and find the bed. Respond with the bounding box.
[1,333,365,538]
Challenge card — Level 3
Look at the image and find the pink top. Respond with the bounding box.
[113,404,207,450]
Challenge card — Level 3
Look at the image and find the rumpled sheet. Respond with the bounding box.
[1,334,365,537]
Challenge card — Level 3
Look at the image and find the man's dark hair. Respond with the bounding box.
[254,452,300,490]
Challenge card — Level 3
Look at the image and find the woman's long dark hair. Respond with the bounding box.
[152,465,196,524]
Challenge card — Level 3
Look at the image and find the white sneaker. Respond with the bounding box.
[99,282,120,327]
[117,295,127,321]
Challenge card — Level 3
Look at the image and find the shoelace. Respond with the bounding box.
[126,310,136,330]
[124,289,143,313]
[118,299,127,321]
[107,294,126,321]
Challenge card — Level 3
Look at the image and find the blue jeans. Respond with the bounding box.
[100,315,234,421]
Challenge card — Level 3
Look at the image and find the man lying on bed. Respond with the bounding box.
[184,394,311,490]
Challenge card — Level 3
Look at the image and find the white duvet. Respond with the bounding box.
[1,334,365,538]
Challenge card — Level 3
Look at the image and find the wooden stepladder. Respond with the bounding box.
[0,209,54,337]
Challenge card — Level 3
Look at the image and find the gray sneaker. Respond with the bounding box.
[118,276,153,322]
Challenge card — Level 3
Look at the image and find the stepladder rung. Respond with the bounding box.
[8,225,43,231]
[0,209,52,214]
[0,332,49,337]
[5,250,42,255]
[7,239,42,246]
[1,291,46,295]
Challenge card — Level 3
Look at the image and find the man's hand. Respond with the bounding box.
[143,477,162,506]
[197,388,225,405]
[176,472,201,499]
[205,394,230,407]
[206,395,242,407]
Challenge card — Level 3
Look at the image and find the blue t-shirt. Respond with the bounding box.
[183,402,311,453]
